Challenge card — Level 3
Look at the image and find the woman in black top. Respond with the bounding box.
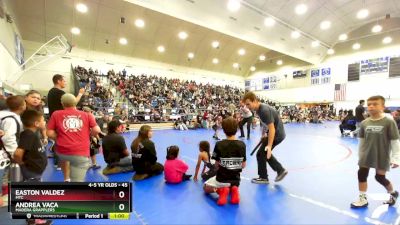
[131,125,164,180]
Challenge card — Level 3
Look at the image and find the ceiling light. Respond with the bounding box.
[233,63,239,68]
[357,9,369,19]
[320,20,331,30]
[178,31,188,40]
[382,36,392,44]
[76,3,88,13]
[212,58,219,64]
[227,0,241,12]
[238,48,246,55]
[371,25,382,33]
[352,43,361,50]
[291,31,300,39]
[119,38,127,45]
[157,45,165,52]
[70,27,80,35]
[295,4,308,15]
[277,60,283,65]
[188,52,194,59]
[327,49,335,55]
[338,34,348,41]
[259,55,266,61]
[250,66,256,72]
[311,41,320,48]
[264,17,275,27]
[211,41,220,49]
[135,19,145,28]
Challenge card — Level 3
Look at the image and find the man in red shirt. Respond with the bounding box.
[47,93,101,182]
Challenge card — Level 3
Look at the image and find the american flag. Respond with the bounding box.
[334,83,346,101]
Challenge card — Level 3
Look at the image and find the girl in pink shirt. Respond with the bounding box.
[164,146,191,183]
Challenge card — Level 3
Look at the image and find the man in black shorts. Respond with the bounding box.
[243,92,288,184]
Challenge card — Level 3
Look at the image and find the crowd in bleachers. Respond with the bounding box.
[106,68,244,121]
[278,105,336,124]
[74,66,114,110]
[75,66,346,128]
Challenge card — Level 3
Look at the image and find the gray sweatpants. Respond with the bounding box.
[58,153,90,182]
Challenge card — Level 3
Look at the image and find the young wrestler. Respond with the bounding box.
[351,95,400,208]
[203,117,246,205]
[164,146,191,183]
[193,141,216,182]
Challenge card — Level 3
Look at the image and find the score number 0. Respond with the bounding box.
[118,191,126,211]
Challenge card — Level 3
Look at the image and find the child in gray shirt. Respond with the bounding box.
[351,95,400,208]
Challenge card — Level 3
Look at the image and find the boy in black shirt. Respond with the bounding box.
[14,110,52,225]
[203,117,246,205]
[14,110,47,181]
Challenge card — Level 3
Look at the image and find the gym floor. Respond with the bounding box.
[1,121,399,225]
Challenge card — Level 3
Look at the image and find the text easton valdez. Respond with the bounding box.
[14,190,65,212]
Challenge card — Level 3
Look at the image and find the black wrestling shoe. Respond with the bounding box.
[275,169,288,182]
[384,191,399,206]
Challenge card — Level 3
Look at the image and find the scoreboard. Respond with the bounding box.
[292,70,307,78]
[9,182,131,220]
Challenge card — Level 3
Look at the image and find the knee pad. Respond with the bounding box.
[375,174,390,187]
[358,168,369,182]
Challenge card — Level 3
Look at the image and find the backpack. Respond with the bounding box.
[0,115,21,169]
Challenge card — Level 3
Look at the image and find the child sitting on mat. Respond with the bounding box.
[193,141,216,182]
[164,145,191,183]
[203,117,246,206]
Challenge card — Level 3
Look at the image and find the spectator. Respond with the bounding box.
[102,120,133,175]
[164,145,191,184]
[47,94,101,182]
[0,96,25,207]
[25,90,48,146]
[82,107,101,170]
[339,110,357,136]
[13,110,52,225]
[47,74,84,117]
[25,90,43,112]
[394,110,400,133]
[238,101,253,140]
[174,118,188,131]
[131,125,164,181]
[14,110,47,181]
[47,74,85,177]
[354,100,366,136]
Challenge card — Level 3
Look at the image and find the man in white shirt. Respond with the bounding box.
[239,101,253,140]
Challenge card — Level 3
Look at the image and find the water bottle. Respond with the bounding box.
[10,163,22,182]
